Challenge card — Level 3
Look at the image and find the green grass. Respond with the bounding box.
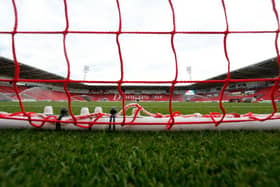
[1,130,280,186]
[0,101,279,115]
[0,101,280,186]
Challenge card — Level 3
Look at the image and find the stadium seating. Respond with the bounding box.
[173,94,184,102]
[152,94,170,101]
[91,94,100,101]
[106,94,116,101]
[0,85,15,94]
[71,94,87,101]
[50,91,68,101]
[188,87,280,103]
[253,87,280,101]
[7,85,280,103]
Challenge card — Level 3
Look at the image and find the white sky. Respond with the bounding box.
[0,0,279,83]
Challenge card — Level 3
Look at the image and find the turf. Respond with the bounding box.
[0,101,279,115]
[1,130,280,186]
[0,101,280,186]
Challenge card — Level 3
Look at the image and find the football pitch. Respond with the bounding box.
[0,101,279,115]
[0,101,280,186]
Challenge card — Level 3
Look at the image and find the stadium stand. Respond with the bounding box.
[71,94,87,101]
[0,56,279,103]
[91,94,100,101]
[251,87,280,102]
[0,85,15,94]
[0,92,12,101]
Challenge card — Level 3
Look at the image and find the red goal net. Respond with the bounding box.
[0,0,279,130]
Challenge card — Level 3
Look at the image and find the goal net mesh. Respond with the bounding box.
[0,0,279,129]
